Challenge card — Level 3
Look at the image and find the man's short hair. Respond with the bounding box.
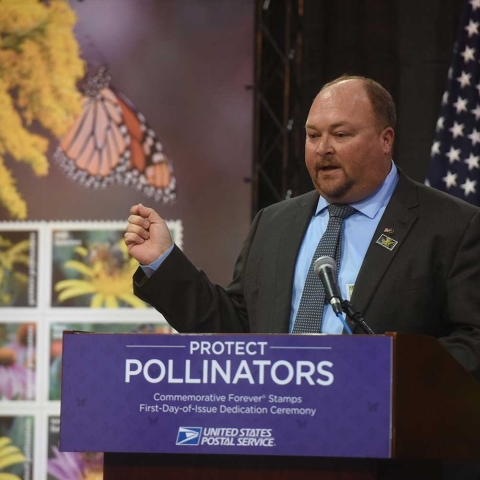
[320,75,397,131]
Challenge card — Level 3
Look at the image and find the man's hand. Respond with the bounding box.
[125,204,173,265]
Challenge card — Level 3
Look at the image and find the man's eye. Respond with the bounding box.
[307,133,318,139]
[334,132,349,138]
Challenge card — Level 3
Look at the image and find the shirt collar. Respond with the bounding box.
[315,161,399,219]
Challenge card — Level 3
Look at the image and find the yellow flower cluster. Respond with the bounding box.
[0,81,48,173]
[55,241,148,309]
[0,0,85,219]
[0,156,27,219]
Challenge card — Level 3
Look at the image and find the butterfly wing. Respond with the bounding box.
[114,89,176,204]
[55,88,130,188]
[55,81,176,204]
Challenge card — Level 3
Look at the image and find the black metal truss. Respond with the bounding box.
[251,0,305,215]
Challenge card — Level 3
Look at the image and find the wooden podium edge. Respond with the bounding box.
[104,451,445,480]
[389,332,480,460]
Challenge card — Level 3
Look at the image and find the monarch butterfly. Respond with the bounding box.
[54,66,176,203]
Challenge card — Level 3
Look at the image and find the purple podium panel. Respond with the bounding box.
[60,333,393,458]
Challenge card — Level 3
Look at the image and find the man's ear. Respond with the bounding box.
[381,127,394,154]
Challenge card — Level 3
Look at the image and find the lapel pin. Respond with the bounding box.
[383,227,395,235]
[376,234,398,251]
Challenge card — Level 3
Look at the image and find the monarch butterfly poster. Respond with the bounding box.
[54,65,177,204]
[0,0,253,287]
[0,0,253,478]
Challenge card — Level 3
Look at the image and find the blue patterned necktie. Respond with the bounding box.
[292,204,356,334]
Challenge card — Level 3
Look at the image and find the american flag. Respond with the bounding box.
[426,0,480,206]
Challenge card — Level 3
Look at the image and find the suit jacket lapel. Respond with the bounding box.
[270,191,319,333]
[348,171,419,333]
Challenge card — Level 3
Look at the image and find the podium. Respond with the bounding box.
[59,332,480,480]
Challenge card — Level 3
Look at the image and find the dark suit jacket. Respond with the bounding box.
[134,170,480,378]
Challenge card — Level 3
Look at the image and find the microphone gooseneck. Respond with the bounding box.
[341,300,375,335]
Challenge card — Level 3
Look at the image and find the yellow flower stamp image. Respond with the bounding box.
[52,228,146,308]
[0,436,26,480]
[375,234,398,252]
[0,415,33,479]
[0,230,38,307]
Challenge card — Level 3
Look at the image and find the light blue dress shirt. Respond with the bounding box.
[141,163,399,335]
[140,243,175,277]
[290,163,399,333]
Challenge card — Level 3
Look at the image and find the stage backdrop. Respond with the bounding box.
[0,1,253,479]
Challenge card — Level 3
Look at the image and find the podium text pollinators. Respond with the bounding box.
[125,340,334,386]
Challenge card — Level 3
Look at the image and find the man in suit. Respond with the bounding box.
[125,75,480,380]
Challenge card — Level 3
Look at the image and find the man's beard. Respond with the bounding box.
[314,169,355,201]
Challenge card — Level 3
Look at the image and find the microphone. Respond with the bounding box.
[313,256,343,315]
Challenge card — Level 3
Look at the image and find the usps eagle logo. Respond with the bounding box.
[176,427,202,445]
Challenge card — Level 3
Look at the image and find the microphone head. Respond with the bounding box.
[313,256,337,277]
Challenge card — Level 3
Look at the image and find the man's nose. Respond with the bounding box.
[315,136,334,156]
